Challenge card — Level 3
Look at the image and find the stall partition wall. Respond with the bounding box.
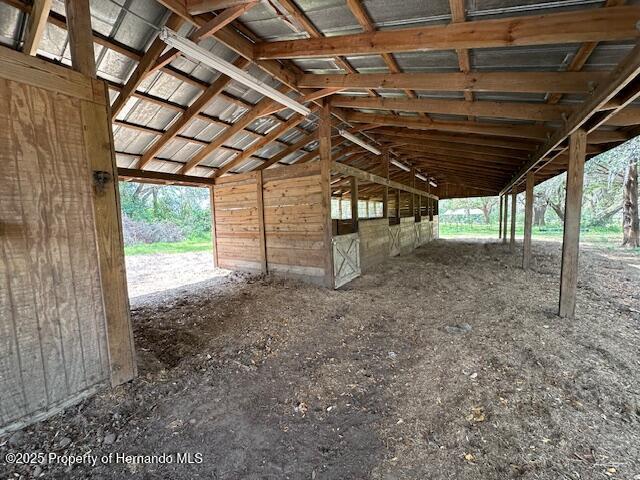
[0,49,135,433]
[212,162,331,286]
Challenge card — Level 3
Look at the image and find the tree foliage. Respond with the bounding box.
[119,182,211,244]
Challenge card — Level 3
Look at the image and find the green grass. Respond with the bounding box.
[125,237,212,256]
[439,223,639,252]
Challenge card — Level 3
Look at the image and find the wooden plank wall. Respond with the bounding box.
[212,163,330,284]
[263,163,328,284]
[358,218,390,270]
[0,77,111,431]
[213,172,263,272]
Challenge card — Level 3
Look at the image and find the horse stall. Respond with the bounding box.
[210,159,438,289]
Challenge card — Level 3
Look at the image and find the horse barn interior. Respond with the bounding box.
[1,0,640,472]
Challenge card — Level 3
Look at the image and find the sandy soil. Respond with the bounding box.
[1,240,639,480]
[125,252,227,298]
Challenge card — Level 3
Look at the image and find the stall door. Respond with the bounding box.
[332,233,361,288]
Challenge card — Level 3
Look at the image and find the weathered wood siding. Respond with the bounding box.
[213,172,263,272]
[212,163,330,284]
[359,218,390,270]
[0,63,126,432]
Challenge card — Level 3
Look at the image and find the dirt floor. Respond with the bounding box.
[125,251,227,298]
[1,239,639,480]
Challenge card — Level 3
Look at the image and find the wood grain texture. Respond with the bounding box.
[559,130,587,318]
[0,77,116,430]
[522,173,535,269]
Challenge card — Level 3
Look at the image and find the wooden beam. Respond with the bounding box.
[502,194,508,244]
[330,96,573,122]
[64,0,96,77]
[559,130,587,318]
[332,162,438,200]
[83,89,136,385]
[510,187,517,251]
[22,0,52,55]
[522,172,534,269]
[498,194,503,239]
[345,111,551,140]
[382,152,389,218]
[137,57,249,170]
[502,40,640,194]
[256,171,267,273]
[298,72,606,94]
[319,100,334,288]
[188,0,258,15]
[214,111,312,177]
[180,86,292,174]
[117,168,215,186]
[151,2,256,75]
[111,13,183,118]
[255,6,640,59]
[350,177,359,232]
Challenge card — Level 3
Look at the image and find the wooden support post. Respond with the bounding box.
[82,90,136,386]
[382,153,389,218]
[417,195,422,221]
[522,172,535,269]
[23,0,52,56]
[559,129,587,318]
[350,176,359,232]
[256,171,268,273]
[66,1,135,385]
[64,0,96,77]
[396,189,401,220]
[498,195,503,239]
[409,167,416,220]
[319,99,334,288]
[502,194,508,244]
[209,186,219,268]
[510,187,517,252]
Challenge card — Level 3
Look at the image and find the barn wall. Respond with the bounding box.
[212,163,330,285]
[0,50,134,433]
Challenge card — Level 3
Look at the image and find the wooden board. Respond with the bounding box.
[0,76,119,432]
[332,233,361,288]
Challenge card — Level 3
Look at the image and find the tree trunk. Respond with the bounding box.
[533,202,547,226]
[622,159,639,247]
[549,201,564,222]
[481,205,491,224]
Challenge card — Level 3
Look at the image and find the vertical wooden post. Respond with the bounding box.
[502,194,508,244]
[319,99,334,288]
[396,189,401,220]
[350,176,359,232]
[559,129,587,319]
[82,90,136,386]
[510,187,517,252]
[64,0,96,77]
[209,185,219,267]
[256,171,268,273]
[498,195,503,239]
[409,167,416,220]
[382,153,389,218]
[522,172,535,269]
[417,195,422,221]
[67,1,135,386]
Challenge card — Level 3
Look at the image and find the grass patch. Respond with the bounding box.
[439,223,638,252]
[125,237,212,256]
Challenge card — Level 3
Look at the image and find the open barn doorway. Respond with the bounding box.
[118,180,228,299]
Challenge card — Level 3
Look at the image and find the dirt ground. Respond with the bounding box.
[1,239,639,480]
[125,252,227,298]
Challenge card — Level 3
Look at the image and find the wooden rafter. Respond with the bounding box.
[298,71,607,93]
[136,57,249,170]
[448,0,474,117]
[111,13,184,118]
[344,111,551,140]
[254,6,640,59]
[22,0,51,55]
[149,2,258,75]
[187,0,256,15]
[501,40,640,194]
